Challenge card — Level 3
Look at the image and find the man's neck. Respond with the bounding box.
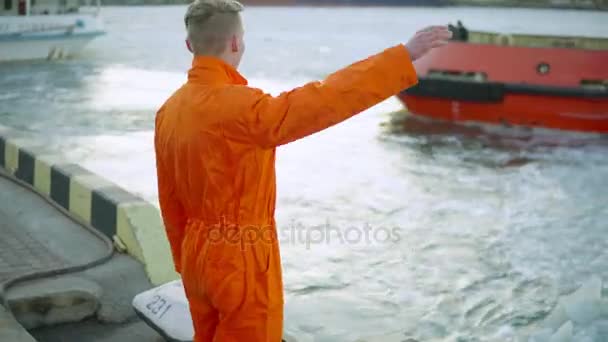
[194,53,236,70]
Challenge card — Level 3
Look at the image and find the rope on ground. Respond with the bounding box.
[0,168,115,319]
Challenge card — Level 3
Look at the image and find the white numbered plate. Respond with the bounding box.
[132,280,194,342]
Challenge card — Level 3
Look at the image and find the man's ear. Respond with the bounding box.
[185,39,193,53]
[231,35,238,53]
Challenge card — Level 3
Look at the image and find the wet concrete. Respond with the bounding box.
[0,174,163,341]
[31,317,164,342]
[8,276,101,329]
[0,305,36,342]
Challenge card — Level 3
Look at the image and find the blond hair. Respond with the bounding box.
[184,0,244,55]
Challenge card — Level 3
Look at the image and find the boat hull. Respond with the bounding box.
[0,15,105,62]
[0,34,102,61]
[403,89,608,133]
[398,42,608,133]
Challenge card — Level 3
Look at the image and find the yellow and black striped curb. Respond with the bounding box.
[0,126,178,286]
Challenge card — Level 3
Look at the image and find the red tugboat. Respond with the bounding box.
[397,23,608,133]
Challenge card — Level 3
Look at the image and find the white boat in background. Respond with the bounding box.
[0,0,105,62]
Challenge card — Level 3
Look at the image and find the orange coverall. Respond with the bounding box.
[154,45,418,342]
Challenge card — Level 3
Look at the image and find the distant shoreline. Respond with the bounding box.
[100,0,607,11]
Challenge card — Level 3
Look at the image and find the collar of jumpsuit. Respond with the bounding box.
[187,55,248,86]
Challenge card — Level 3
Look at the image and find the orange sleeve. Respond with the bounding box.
[229,44,417,148]
[155,122,187,274]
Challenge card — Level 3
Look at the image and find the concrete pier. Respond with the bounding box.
[0,305,36,342]
[0,124,175,340]
[0,171,164,340]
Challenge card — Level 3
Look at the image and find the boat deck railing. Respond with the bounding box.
[467,31,608,50]
[448,21,608,51]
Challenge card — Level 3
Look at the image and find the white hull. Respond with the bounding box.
[0,35,98,61]
[0,14,104,62]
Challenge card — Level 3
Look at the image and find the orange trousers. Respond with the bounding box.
[180,224,284,342]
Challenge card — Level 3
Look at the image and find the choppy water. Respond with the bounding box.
[1,5,608,341]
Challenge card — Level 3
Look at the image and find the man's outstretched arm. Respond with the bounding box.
[224,26,451,148]
[227,44,415,148]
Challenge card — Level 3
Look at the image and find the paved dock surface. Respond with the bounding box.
[0,305,36,342]
[0,219,65,285]
[31,314,164,342]
[0,175,163,341]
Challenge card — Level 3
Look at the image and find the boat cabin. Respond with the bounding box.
[1,0,83,16]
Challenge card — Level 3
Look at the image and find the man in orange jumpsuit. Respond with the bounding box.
[155,0,451,341]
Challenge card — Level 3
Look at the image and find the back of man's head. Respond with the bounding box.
[184,0,244,56]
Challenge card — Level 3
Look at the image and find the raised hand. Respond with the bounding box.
[405,26,452,61]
